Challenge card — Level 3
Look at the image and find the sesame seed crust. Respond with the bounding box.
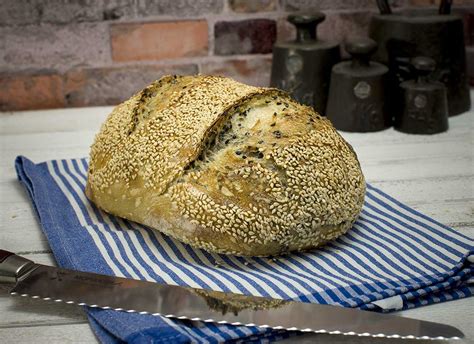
[86,75,366,257]
[194,289,287,314]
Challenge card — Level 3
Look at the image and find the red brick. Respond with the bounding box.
[408,0,437,5]
[39,0,103,24]
[0,0,40,26]
[276,17,297,43]
[111,21,209,62]
[407,0,474,5]
[0,73,65,111]
[103,0,136,21]
[282,0,408,11]
[64,64,198,107]
[229,0,278,12]
[283,0,369,11]
[200,57,272,86]
[0,0,137,25]
[137,0,223,17]
[0,23,110,72]
[214,19,276,55]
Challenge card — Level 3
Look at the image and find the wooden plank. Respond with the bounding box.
[1,102,470,135]
[1,122,469,162]
[0,295,88,329]
[340,110,472,146]
[0,132,95,171]
[3,124,469,152]
[2,139,469,177]
[354,140,472,162]
[409,203,473,229]
[0,107,111,135]
[1,132,95,151]
[361,156,472,182]
[370,176,473,203]
[0,324,97,343]
[341,126,471,147]
[1,324,469,344]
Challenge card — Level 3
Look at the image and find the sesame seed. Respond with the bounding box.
[87,75,366,257]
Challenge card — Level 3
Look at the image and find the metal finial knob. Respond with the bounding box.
[346,38,377,66]
[288,13,326,42]
[411,56,436,83]
[412,56,436,74]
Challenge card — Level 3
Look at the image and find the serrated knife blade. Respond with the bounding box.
[0,250,464,340]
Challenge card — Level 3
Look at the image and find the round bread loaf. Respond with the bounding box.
[86,75,366,256]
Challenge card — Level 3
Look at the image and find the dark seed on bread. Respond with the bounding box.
[86,75,365,256]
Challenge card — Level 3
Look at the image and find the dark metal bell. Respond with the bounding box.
[395,56,449,135]
[326,38,390,132]
[369,9,471,116]
[270,13,340,115]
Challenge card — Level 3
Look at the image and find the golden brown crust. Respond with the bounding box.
[193,289,287,315]
[86,75,366,256]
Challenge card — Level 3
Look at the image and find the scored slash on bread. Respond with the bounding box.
[86,75,366,256]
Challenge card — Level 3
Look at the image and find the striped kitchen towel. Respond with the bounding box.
[15,156,474,343]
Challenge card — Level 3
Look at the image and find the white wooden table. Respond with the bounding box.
[0,94,473,344]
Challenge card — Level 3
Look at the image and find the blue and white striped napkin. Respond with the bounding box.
[15,156,473,343]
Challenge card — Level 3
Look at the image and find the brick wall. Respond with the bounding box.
[0,0,472,111]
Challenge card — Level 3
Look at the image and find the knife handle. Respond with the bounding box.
[0,249,37,284]
[0,249,14,263]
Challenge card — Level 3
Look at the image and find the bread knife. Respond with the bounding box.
[0,249,464,340]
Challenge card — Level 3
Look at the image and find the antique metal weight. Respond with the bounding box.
[369,6,470,116]
[270,13,340,114]
[326,38,390,132]
[395,56,449,134]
